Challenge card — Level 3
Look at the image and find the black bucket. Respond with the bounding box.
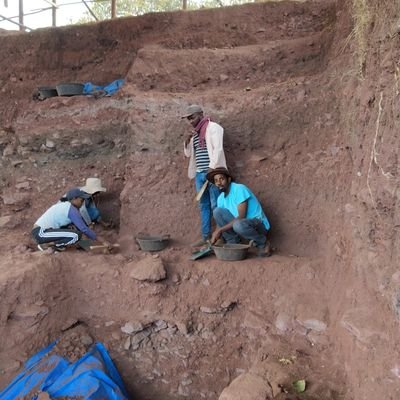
[38,86,58,99]
[136,235,170,252]
[56,83,84,97]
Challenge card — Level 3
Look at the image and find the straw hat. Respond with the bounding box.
[81,178,106,194]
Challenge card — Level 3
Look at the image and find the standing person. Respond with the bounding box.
[183,104,227,247]
[32,188,110,252]
[206,167,272,257]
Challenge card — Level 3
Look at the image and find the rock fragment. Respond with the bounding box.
[219,373,272,400]
[128,256,167,282]
[121,322,144,334]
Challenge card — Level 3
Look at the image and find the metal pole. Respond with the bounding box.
[81,0,99,21]
[52,0,57,26]
[18,0,23,31]
[0,14,31,30]
[4,0,8,7]
[42,0,58,7]
[111,0,116,18]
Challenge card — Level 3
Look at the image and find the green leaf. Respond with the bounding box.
[292,379,306,393]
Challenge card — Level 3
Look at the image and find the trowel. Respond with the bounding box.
[190,242,213,261]
[78,239,120,253]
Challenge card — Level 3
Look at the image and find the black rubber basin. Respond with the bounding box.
[56,83,84,96]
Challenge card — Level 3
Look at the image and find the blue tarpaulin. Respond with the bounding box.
[0,341,129,400]
[83,79,124,96]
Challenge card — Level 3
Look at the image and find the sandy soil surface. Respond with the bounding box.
[0,1,399,399]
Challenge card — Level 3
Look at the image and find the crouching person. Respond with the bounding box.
[32,188,109,252]
[206,168,272,257]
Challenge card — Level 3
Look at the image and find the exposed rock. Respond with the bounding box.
[131,329,151,347]
[123,336,131,350]
[153,320,168,332]
[272,150,286,164]
[12,305,49,320]
[2,144,15,157]
[0,215,12,228]
[15,181,30,190]
[275,312,293,333]
[176,321,189,335]
[11,160,24,167]
[2,190,29,207]
[220,300,237,311]
[45,139,55,149]
[200,306,221,314]
[80,335,93,346]
[128,256,167,282]
[297,318,327,332]
[219,373,272,400]
[121,321,144,334]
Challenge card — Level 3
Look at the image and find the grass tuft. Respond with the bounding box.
[352,0,371,77]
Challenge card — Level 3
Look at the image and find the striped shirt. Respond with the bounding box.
[193,133,210,172]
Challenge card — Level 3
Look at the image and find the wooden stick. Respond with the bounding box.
[90,244,120,250]
[195,181,208,202]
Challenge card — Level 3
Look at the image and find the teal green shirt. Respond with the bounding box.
[217,182,270,230]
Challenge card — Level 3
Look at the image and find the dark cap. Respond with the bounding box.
[66,188,90,201]
[181,104,203,118]
[206,167,232,183]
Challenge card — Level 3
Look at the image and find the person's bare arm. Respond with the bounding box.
[211,201,248,244]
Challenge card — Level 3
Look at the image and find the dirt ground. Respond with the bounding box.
[0,0,399,399]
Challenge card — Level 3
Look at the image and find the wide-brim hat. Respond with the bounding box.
[81,177,106,194]
[206,167,232,183]
[181,104,203,118]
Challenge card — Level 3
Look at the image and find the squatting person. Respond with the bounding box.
[32,188,110,252]
[60,177,111,228]
[206,167,272,257]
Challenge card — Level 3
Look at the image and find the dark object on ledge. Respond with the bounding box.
[56,83,84,96]
[37,86,58,99]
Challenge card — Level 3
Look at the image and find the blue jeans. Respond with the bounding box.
[195,171,220,239]
[213,207,268,248]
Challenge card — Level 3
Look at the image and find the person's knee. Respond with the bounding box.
[232,219,248,235]
[213,207,224,219]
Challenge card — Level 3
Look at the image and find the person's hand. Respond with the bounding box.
[184,130,195,147]
[100,220,114,229]
[211,229,222,245]
[102,240,111,248]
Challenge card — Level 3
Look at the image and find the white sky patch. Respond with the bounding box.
[0,0,88,30]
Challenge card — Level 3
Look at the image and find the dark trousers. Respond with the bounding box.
[32,226,81,248]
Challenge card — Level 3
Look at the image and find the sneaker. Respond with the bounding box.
[54,246,66,252]
[256,241,272,258]
[37,243,52,251]
[191,237,210,248]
